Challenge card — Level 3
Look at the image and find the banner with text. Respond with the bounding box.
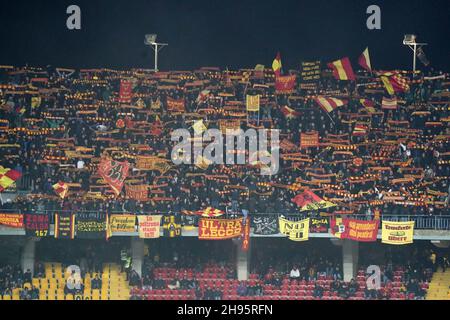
[198,218,243,240]
[279,217,310,241]
[138,215,162,239]
[381,221,414,245]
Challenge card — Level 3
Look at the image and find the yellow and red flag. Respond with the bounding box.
[380,72,410,95]
[358,47,372,72]
[53,181,69,199]
[272,52,282,77]
[0,166,21,193]
[292,190,336,211]
[327,57,355,81]
[381,96,398,110]
[314,96,347,113]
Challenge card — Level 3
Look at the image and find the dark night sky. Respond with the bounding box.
[0,0,449,71]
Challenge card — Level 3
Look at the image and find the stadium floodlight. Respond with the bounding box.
[144,34,157,45]
[402,34,427,72]
[144,34,168,72]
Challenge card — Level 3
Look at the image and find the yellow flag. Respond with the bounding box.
[195,155,211,170]
[381,76,395,96]
[192,119,207,135]
[31,96,42,108]
[246,94,260,112]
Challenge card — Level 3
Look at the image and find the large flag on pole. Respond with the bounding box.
[327,57,355,81]
[314,96,347,113]
[272,52,282,77]
[358,47,372,72]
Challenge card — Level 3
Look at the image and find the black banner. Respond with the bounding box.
[300,61,321,82]
[310,217,329,233]
[54,213,75,239]
[252,216,279,235]
[24,213,50,237]
[163,215,182,237]
[76,212,107,239]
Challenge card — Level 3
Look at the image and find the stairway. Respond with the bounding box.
[426,269,450,300]
[100,263,130,300]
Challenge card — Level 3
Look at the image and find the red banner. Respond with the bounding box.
[331,218,379,242]
[241,217,250,251]
[275,75,296,94]
[198,218,243,240]
[98,158,130,196]
[0,213,23,228]
[119,79,133,103]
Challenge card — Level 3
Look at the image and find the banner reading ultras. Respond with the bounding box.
[381,221,414,245]
[198,218,243,240]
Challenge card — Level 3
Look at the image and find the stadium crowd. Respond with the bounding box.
[0,64,448,226]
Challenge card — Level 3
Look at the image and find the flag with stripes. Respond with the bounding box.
[327,57,355,81]
[353,124,368,136]
[314,96,347,113]
[52,181,69,199]
[358,47,372,72]
[382,96,398,110]
[380,72,410,95]
[0,166,21,193]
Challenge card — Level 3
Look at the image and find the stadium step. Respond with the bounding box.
[426,270,450,300]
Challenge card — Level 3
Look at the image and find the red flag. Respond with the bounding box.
[97,158,130,196]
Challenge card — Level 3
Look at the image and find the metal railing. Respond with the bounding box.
[3,209,450,231]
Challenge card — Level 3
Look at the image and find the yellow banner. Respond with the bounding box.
[381,221,414,245]
[108,215,136,234]
[279,217,310,241]
[246,94,260,112]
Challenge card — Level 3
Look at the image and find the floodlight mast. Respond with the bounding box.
[144,34,168,72]
[403,34,427,72]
